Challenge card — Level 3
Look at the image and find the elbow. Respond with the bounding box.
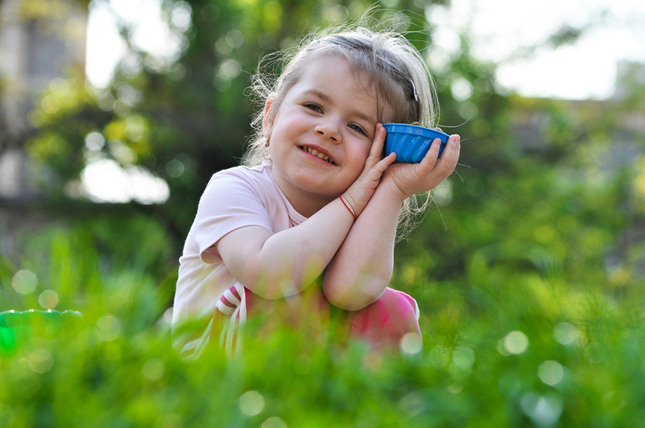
[322,282,385,312]
[322,269,391,311]
[238,273,306,300]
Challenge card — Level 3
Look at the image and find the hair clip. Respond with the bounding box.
[410,78,418,102]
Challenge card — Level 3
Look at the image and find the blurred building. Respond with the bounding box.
[512,61,645,170]
[0,0,87,198]
[510,60,645,278]
[614,61,645,102]
[0,0,87,255]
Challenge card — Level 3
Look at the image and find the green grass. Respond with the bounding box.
[2,223,645,428]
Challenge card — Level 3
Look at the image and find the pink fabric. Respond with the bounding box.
[243,285,421,351]
[348,288,421,350]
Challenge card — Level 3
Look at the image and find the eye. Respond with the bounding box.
[304,103,322,113]
[348,123,368,136]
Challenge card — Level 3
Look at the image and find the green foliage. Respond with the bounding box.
[2,221,645,427]
[24,0,450,236]
[4,1,645,426]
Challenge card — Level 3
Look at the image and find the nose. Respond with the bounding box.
[314,118,341,143]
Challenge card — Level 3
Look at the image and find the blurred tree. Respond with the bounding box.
[18,0,640,293]
[24,0,454,247]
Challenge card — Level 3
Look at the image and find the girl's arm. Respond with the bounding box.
[323,134,461,310]
[215,144,396,300]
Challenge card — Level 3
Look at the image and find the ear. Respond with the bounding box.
[262,94,276,139]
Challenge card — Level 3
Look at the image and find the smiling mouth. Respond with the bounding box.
[300,146,335,164]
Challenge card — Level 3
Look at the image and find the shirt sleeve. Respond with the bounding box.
[191,171,274,264]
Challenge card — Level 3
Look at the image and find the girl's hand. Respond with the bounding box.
[342,124,397,216]
[384,134,461,200]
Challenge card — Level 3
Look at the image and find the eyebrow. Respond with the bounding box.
[303,89,377,125]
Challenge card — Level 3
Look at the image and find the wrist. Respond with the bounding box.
[340,191,363,217]
[339,187,365,218]
[338,194,356,220]
[379,177,409,206]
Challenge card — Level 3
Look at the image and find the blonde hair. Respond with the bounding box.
[244,25,440,238]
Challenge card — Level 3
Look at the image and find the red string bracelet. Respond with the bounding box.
[339,195,356,220]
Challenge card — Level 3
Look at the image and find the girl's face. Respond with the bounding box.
[264,55,394,215]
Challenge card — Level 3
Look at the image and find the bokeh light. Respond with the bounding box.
[38,290,59,310]
[502,331,529,355]
[12,270,37,295]
[262,417,288,428]
[142,358,165,381]
[400,332,423,354]
[538,360,565,386]
[95,315,123,342]
[239,390,265,417]
[27,349,54,374]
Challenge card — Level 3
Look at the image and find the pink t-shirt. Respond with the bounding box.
[172,161,306,330]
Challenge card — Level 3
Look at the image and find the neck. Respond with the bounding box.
[270,168,334,218]
[282,186,334,218]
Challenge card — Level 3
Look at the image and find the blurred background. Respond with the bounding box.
[2,1,645,425]
[2,0,644,304]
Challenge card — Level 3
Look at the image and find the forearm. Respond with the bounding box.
[322,180,404,310]
[220,197,355,299]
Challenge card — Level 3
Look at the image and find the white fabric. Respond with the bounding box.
[221,283,246,356]
[171,161,306,355]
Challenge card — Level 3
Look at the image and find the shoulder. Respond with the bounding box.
[207,163,273,191]
[201,165,263,197]
[197,163,278,210]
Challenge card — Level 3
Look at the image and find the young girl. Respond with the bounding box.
[172,26,461,358]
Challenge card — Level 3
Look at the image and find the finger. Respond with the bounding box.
[373,151,396,173]
[437,135,460,178]
[364,124,387,169]
[363,152,395,183]
[435,134,460,164]
[418,138,442,170]
[446,134,461,167]
[371,124,387,156]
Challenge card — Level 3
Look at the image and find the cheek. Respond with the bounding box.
[347,143,372,172]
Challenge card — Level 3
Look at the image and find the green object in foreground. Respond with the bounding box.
[0,309,83,353]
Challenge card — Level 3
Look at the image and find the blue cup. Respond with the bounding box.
[384,123,449,163]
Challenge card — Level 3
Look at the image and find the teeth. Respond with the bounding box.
[303,147,334,164]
